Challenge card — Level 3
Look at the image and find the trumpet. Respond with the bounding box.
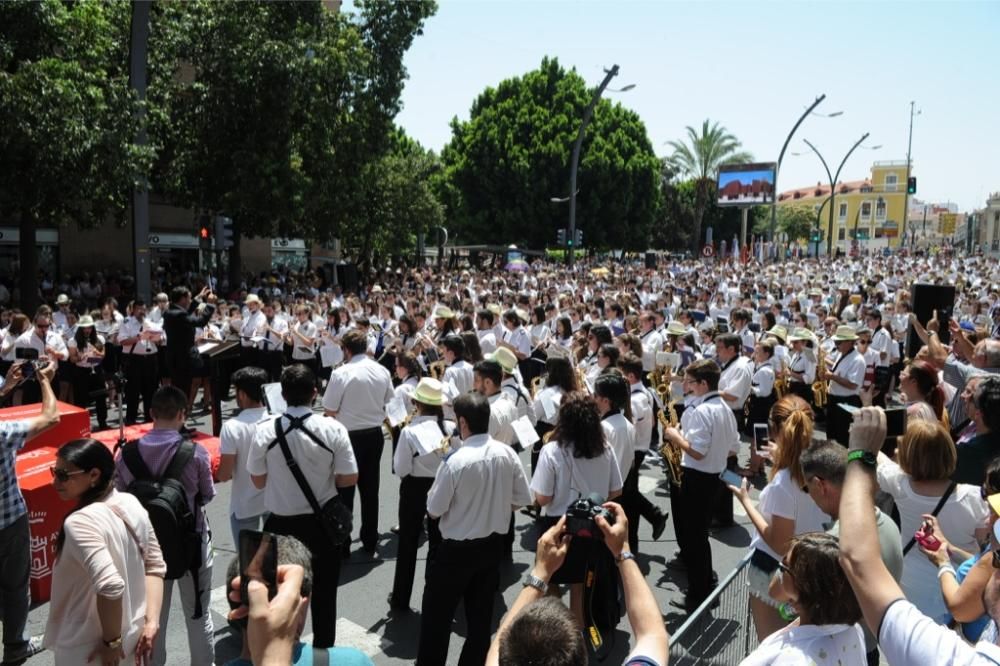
[429,359,447,381]
[657,409,683,488]
[812,346,829,409]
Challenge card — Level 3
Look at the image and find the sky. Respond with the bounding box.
[377,0,999,212]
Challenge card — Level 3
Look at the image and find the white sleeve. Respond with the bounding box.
[394,428,414,479]
[529,444,556,498]
[845,355,867,387]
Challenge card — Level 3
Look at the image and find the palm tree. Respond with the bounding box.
[666,119,752,253]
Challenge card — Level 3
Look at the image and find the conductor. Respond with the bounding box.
[162,285,217,399]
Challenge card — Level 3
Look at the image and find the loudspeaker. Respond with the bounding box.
[907,283,955,358]
[336,263,359,294]
[645,252,657,270]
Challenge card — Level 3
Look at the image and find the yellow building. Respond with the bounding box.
[777,160,911,253]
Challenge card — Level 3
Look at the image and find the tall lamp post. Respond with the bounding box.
[565,65,633,267]
[901,101,920,246]
[769,95,834,249]
[801,133,871,258]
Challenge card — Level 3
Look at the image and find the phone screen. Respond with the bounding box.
[719,469,743,488]
[753,423,769,452]
[239,530,278,606]
[885,407,907,439]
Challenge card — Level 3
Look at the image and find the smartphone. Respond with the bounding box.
[14,347,38,361]
[838,403,861,416]
[915,523,942,551]
[719,469,743,488]
[238,530,278,607]
[885,406,907,439]
[753,423,769,452]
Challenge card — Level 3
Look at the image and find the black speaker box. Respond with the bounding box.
[906,283,956,358]
[645,252,656,269]
[336,263,359,294]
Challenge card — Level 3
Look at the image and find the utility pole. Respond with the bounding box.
[902,101,919,251]
[128,0,152,302]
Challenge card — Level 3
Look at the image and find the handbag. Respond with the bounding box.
[271,416,353,547]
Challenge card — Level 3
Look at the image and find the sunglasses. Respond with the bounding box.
[50,467,86,483]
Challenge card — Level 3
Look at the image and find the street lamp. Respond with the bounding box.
[801,133,873,258]
[769,94,829,251]
[808,109,844,118]
[550,189,580,204]
[902,101,921,245]
[564,65,633,267]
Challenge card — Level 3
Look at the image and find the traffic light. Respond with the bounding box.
[557,228,566,246]
[214,216,234,250]
[574,229,583,247]
[907,176,917,194]
[198,219,212,250]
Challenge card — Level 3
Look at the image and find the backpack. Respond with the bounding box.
[121,438,205,618]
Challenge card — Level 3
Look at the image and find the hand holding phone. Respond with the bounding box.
[239,530,278,609]
[753,423,770,453]
[914,520,942,552]
[719,468,744,489]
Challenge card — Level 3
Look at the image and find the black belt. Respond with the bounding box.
[441,532,504,548]
[750,548,779,574]
[348,426,383,435]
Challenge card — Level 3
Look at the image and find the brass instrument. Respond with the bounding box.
[657,409,683,488]
[576,366,592,395]
[812,345,828,408]
[774,358,789,399]
[429,359,447,380]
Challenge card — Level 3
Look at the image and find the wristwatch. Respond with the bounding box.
[522,573,548,595]
[102,637,123,650]
[616,551,637,565]
[847,449,877,468]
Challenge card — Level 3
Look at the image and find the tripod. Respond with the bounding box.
[109,370,127,452]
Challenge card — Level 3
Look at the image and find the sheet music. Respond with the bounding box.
[511,415,540,447]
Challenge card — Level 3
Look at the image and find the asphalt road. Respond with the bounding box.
[22,399,759,665]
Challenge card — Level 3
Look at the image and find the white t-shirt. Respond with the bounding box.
[601,413,636,480]
[739,622,866,666]
[879,598,1000,666]
[219,407,269,520]
[877,460,990,623]
[749,468,829,562]
[530,442,623,516]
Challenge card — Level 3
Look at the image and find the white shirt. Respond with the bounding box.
[719,355,753,410]
[426,433,532,540]
[322,355,394,430]
[117,317,160,355]
[751,363,775,398]
[740,622,866,666]
[639,329,664,371]
[501,378,535,425]
[531,385,564,426]
[240,309,266,347]
[443,360,474,397]
[601,412,636,480]
[878,598,1000,666]
[530,441,622,516]
[15,328,68,364]
[629,383,654,453]
[394,415,453,479]
[504,326,531,357]
[487,392,518,446]
[828,348,866,397]
[679,391,738,474]
[877,459,989,623]
[788,350,816,385]
[749,468,828,562]
[220,406,269,520]
[870,327,892,367]
[67,334,106,369]
[289,320,318,360]
[478,329,497,355]
[258,317,288,351]
[393,376,419,414]
[247,407,358,516]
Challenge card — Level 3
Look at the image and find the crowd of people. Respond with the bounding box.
[0,250,1000,665]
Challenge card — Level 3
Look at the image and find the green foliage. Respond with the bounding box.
[664,119,751,252]
[442,57,661,251]
[752,205,815,241]
[0,0,149,310]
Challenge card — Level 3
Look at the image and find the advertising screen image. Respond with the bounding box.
[717,162,777,206]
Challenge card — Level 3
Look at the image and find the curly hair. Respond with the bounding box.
[551,391,607,459]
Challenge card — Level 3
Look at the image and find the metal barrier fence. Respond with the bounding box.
[667,553,759,665]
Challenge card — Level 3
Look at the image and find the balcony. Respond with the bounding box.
[873,160,909,167]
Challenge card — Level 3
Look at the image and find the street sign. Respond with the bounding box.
[701,245,714,258]
[940,213,957,236]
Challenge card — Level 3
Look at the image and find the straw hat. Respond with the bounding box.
[787,328,816,344]
[77,315,95,328]
[665,321,687,337]
[766,325,787,343]
[245,294,262,305]
[488,347,518,374]
[831,325,859,342]
[55,294,71,305]
[433,306,455,320]
[412,378,444,406]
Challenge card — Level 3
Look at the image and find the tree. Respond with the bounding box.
[441,57,661,251]
[146,0,436,285]
[752,204,814,241]
[665,119,752,253]
[0,0,150,312]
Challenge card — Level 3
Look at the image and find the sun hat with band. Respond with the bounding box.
[412,378,445,406]
[831,325,859,342]
[488,347,518,375]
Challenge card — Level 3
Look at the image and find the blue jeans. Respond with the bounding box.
[230,512,268,547]
[0,514,31,661]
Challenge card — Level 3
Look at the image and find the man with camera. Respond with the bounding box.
[485,505,668,666]
[14,313,68,404]
[0,361,59,665]
[416,392,531,666]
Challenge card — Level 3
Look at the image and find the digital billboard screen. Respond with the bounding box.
[717,162,777,207]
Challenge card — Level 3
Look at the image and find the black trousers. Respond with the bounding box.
[390,476,441,608]
[340,427,385,550]
[123,354,159,423]
[623,450,664,552]
[671,467,719,602]
[417,533,504,666]
[826,394,862,446]
[71,366,107,428]
[261,350,284,383]
[0,514,30,661]
[264,511,341,648]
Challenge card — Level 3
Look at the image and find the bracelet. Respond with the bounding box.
[616,551,636,565]
[937,564,956,580]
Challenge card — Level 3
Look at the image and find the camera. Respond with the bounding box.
[13,348,46,381]
[565,493,614,540]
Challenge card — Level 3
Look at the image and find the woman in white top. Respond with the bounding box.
[727,394,829,640]
[45,439,165,665]
[389,378,453,613]
[67,315,108,430]
[876,418,990,624]
[288,304,319,377]
[740,532,866,666]
[530,391,623,626]
[0,313,29,376]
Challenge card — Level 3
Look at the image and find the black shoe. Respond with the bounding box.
[387,593,411,615]
[363,544,378,558]
[390,524,400,535]
[651,511,669,541]
[665,553,686,571]
[341,543,351,559]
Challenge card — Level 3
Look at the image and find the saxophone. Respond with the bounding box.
[658,408,683,488]
[429,359,447,381]
[774,358,789,399]
[812,345,828,408]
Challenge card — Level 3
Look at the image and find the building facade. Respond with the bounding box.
[777,160,910,253]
